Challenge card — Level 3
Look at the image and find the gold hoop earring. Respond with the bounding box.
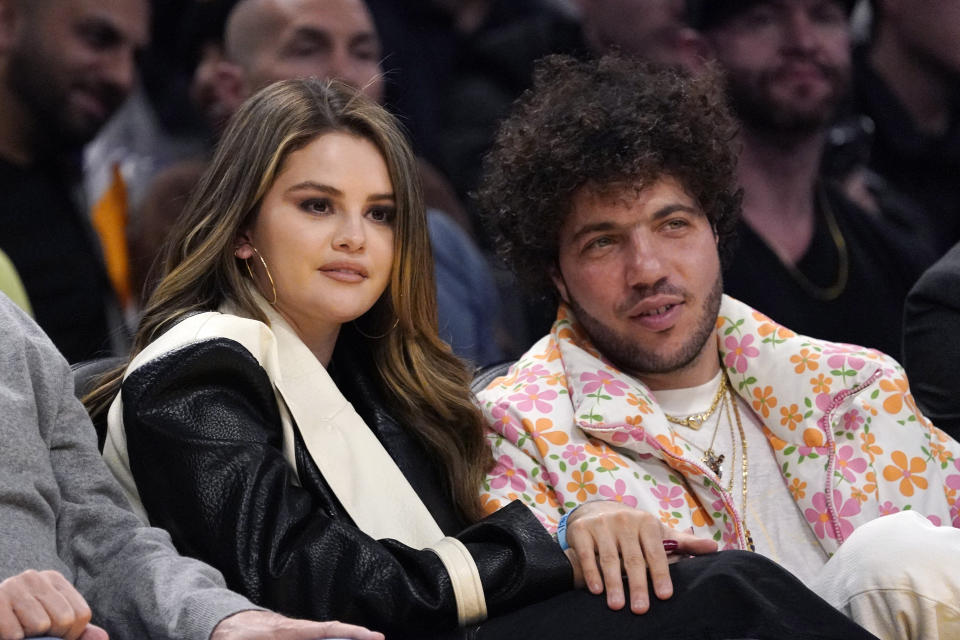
[353,317,399,340]
[244,246,278,305]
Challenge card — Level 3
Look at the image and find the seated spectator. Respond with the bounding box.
[575,0,704,69]
[0,293,381,640]
[695,0,934,360]
[0,0,144,362]
[903,240,960,441]
[136,0,502,365]
[475,53,960,640]
[852,0,960,255]
[89,78,875,640]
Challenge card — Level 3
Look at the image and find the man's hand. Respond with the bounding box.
[210,610,384,640]
[565,501,717,614]
[0,570,108,640]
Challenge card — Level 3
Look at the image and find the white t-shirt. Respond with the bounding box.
[652,371,828,587]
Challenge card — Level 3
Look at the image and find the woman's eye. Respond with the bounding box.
[302,199,332,214]
[367,207,396,224]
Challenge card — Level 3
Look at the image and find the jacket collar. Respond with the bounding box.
[554,295,887,462]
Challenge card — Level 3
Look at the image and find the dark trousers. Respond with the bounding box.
[424,551,878,640]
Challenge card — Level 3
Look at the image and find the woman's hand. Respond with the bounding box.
[0,570,108,640]
[564,501,717,614]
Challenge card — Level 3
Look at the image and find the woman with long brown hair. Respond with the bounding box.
[87,77,878,640]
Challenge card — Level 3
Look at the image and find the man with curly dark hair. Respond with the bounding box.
[475,54,960,640]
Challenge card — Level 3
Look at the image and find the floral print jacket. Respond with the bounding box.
[476,296,960,554]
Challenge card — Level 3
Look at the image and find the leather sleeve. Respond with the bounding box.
[121,339,571,634]
[904,245,960,441]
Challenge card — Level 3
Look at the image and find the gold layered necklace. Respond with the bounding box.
[728,392,756,552]
[668,373,730,478]
[664,373,728,430]
[668,372,756,552]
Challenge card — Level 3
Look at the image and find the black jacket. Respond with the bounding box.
[120,337,571,637]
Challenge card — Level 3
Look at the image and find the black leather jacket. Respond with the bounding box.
[120,337,571,637]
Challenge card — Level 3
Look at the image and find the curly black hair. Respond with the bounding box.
[478,55,742,298]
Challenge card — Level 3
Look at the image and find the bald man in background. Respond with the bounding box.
[136,0,504,365]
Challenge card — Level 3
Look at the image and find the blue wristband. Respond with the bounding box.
[556,511,571,550]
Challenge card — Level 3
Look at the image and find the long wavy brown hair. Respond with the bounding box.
[85,78,492,522]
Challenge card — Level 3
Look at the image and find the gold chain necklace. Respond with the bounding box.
[729,392,756,552]
[664,373,728,430]
[776,184,849,302]
[670,373,731,479]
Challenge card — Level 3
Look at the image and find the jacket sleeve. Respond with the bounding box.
[120,338,571,635]
[0,297,255,640]
[903,245,960,442]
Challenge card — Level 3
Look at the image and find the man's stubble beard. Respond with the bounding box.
[567,270,723,378]
[725,59,851,137]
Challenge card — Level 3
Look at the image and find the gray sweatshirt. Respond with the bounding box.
[0,294,257,639]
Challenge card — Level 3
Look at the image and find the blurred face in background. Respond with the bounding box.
[229,0,384,102]
[704,0,851,135]
[577,0,703,70]
[3,0,149,149]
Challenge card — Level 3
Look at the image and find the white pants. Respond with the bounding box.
[812,511,960,640]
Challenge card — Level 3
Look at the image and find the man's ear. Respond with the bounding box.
[550,263,571,306]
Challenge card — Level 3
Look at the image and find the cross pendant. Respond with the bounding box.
[703,451,725,479]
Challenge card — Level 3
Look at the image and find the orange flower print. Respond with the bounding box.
[863,470,877,494]
[851,486,868,503]
[879,378,910,415]
[480,493,502,515]
[536,342,563,363]
[584,441,628,470]
[522,416,570,456]
[758,322,795,340]
[567,470,598,501]
[654,433,685,458]
[930,442,951,465]
[544,371,567,387]
[658,510,679,528]
[533,481,561,508]
[790,348,820,374]
[627,392,654,414]
[883,451,929,497]
[684,492,712,527]
[860,431,883,461]
[802,428,824,448]
[789,478,807,500]
[810,374,832,394]
[779,404,802,431]
[752,386,778,418]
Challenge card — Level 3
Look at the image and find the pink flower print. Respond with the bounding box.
[489,402,521,441]
[516,364,551,384]
[599,479,639,507]
[804,490,860,540]
[562,444,587,465]
[841,409,864,432]
[580,370,629,396]
[927,515,943,527]
[651,484,685,510]
[835,445,867,484]
[947,473,960,491]
[611,426,645,444]
[508,384,558,413]
[878,500,900,516]
[827,354,865,372]
[950,502,960,528]
[815,393,833,412]
[489,455,528,492]
[723,334,760,373]
[804,492,832,539]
